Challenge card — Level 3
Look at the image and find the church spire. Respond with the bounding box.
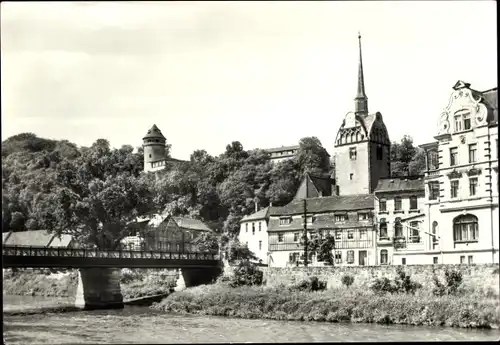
[354,32,368,115]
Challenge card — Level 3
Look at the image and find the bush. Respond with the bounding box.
[341,275,355,287]
[433,269,463,296]
[228,261,263,287]
[371,268,421,295]
[289,276,327,292]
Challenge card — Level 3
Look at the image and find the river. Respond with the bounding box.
[3,295,500,343]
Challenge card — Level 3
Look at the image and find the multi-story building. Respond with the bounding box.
[373,176,427,265]
[142,124,186,172]
[238,206,270,264]
[267,193,375,267]
[417,80,498,264]
[264,145,300,164]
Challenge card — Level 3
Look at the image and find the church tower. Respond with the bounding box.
[143,124,167,172]
[333,33,391,195]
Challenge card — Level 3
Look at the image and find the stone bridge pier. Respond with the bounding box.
[75,268,124,310]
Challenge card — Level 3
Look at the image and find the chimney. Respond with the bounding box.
[269,202,273,207]
[255,200,259,213]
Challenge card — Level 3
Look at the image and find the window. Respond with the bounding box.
[259,241,262,251]
[347,250,354,264]
[429,150,439,170]
[347,230,354,239]
[149,154,152,158]
[454,110,471,132]
[453,214,478,242]
[335,251,342,264]
[432,221,439,250]
[349,147,357,160]
[358,213,369,221]
[176,243,180,252]
[450,147,458,166]
[409,221,420,243]
[409,196,418,210]
[335,214,346,222]
[303,215,315,224]
[429,182,440,200]
[394,197,402,211]
[293,232,300,242]
[380,250,388,265]
[469,144,477,163]
[349,173,354,180]
[451,180,459,198]
[360,230,367,240]
[460,255,465,264]
[433,257,438,264]
[394,218,403,237]
[245,223,248,233]
[469,177,478,196]
[379,198,387,212]
[167,242,171,251]
[376,146,383,160]
[468,255,473,264]
[279,217,292,225]
[278,234,284,242]
[252,223,255,235]
[379,219,388,239]
[335,230,342,240]
[402,258,406,265]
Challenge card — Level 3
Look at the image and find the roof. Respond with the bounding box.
[269,194,374,216]
[309,174,333,196]
[264,145,300,153]
[2,230,72,247]
[143,124,166,140]
[481,88,498,123]
[48,234,73,247]
[241,207,270,222]
[374,176,425,194]
[172,217,212,232]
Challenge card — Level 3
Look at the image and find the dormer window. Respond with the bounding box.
[335,214,347,222]
[454,110,471,132]
[279,217,292,225]
[302,215,315,225]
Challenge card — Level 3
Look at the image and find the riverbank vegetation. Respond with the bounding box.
[152,266,499,329]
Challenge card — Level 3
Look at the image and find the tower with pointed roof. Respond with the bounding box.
[333,33,391,196]
[143,124,167,172]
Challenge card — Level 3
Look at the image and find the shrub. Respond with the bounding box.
[228,261,263,287]
[371,268,421,295]
[433,269,463,296]
[289,276,327,292]
[341,274,355,287]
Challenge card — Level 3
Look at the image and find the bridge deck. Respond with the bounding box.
[2,245,221,269]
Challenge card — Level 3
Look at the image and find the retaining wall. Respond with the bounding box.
[262,264,500,293]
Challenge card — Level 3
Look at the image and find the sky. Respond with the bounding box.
[1,1,497,160]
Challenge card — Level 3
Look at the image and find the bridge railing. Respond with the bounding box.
[2,245,219,261]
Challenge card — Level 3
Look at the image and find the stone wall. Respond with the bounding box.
[262,264,500,293]
[75,268,124,310]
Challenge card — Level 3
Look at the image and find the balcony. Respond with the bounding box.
[377,236,392,245]
[393,236,407,250]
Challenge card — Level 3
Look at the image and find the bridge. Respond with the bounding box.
[2,245,220,269]
[2,245,223,310]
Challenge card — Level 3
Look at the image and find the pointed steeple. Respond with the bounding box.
[354,32,368,115]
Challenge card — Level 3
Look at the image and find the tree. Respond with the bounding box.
[390,135,425,177]
[300,231,335,265]
[192,231,219,252]
[295,137,330,176]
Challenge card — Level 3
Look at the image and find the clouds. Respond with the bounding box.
[1,1,497,159]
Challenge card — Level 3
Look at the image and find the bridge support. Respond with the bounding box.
[174,266,223,291]
[75,268,124,310]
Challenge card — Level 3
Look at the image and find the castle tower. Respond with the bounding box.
[333,33,391,195]
[143,124,167,172]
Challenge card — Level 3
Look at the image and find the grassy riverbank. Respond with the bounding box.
[152,283,500,329]
[2,268,176,300]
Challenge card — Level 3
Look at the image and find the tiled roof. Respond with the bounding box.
[481,88,498,123]
[2,232,11,242]
[3,230,55,247]
[265,145,300,153]
[172,217,212,232]
[241,207,270,222]
[309,174,333,196]
[143,124,166,140]
[374,176,425,194]
[269,194,374,216]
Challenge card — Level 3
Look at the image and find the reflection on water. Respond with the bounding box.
[3,295,500,344]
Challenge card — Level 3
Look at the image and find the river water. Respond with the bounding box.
[3,295,500,343]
